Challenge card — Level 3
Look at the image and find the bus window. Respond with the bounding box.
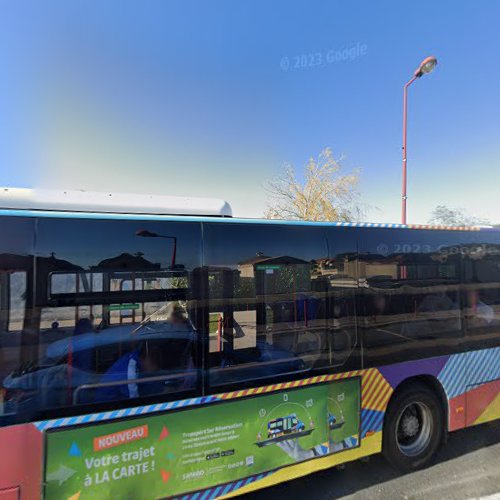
[359,228,463,367]
[1,270,30,404]
[462,234,500,351]
[0,217,35,419]
[0,218,202,422]
[323,228,359,369]
[204,222,356,388]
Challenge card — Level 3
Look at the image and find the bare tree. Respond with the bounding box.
[428,205,490,226]
[264,148,362,222]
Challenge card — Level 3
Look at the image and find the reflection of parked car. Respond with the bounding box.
[267,413,305,439]
[2,320,197,414]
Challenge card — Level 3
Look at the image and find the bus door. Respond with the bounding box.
[461,235,500,427]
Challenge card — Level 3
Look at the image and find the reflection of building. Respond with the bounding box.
[313,256,359,288]
[238,255,309,279]
[93,252,161,271]
[359,260,398,280]
[315,255,398,282]
[90,253,171,325]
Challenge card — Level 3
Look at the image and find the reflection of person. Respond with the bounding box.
[94,342,163,402]
[365,294,389,328]
[168,304,189,326]
[418,293,454,314]
[41,321,63,346]
[414,291,460,336]
[464,290,494,325]
[372,295,387,318]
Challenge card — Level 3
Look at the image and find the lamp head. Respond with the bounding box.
[414,56,437,78]
[136,229,158,237]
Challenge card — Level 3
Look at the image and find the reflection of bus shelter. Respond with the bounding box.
[0,252,84,363]
[2,250,190,364]
[43,253,187,330]
[0,254,33,334]
[48,255,187,308]
[91,253,161,325]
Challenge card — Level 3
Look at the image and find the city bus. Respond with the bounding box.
[0,187,498,500]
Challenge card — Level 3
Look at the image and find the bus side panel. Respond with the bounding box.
[378,348,500,433]
[0,423,43,500]
[32,348,500,499]
[436,347,500,431]
[466,379,500,426]
[213,348,500,498]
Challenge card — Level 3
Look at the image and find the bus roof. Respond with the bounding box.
[0,187,233,217]
[0,206,492,232]
[0,187,494,231]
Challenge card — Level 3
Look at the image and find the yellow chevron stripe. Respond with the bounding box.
[370,381,392,412]
[363,376,384,408]
[361,371,380,400]
[213,368,383,406]
[361,370,378,396]
[363,372,392,411]
[473,391,500,425]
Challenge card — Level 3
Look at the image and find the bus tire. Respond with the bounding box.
[382,382,444,472]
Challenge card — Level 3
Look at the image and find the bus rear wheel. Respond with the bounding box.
[382,382,444,472]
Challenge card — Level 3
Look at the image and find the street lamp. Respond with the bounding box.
[401,56,437,224]
[136,229,177,268]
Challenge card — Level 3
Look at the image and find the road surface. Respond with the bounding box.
[248,421,500,500]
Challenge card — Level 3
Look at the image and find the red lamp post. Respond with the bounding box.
[401,56,438,224]
[136,229,177,268]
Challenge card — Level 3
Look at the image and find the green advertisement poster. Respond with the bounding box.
[44,379,360,499]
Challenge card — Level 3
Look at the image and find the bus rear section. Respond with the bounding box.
[0,212,499,499]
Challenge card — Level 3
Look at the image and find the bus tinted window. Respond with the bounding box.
[204,223,358,388]
[0,218,202,422]
[0,217,35,417]
[324,228,359,369]
[359,228,463,366]
[462,231,500,350]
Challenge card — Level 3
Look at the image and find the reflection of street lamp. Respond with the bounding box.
[401,56,437,224]
[136,229,177,268]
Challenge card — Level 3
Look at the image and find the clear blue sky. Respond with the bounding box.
[1,0,499,223]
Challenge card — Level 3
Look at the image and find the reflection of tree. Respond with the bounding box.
[235,277,255,299]
[260,265,311,295]
[240,256,312,295]
[208,272,224,299]
[207,268,256,300]
[171,276,189,289]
